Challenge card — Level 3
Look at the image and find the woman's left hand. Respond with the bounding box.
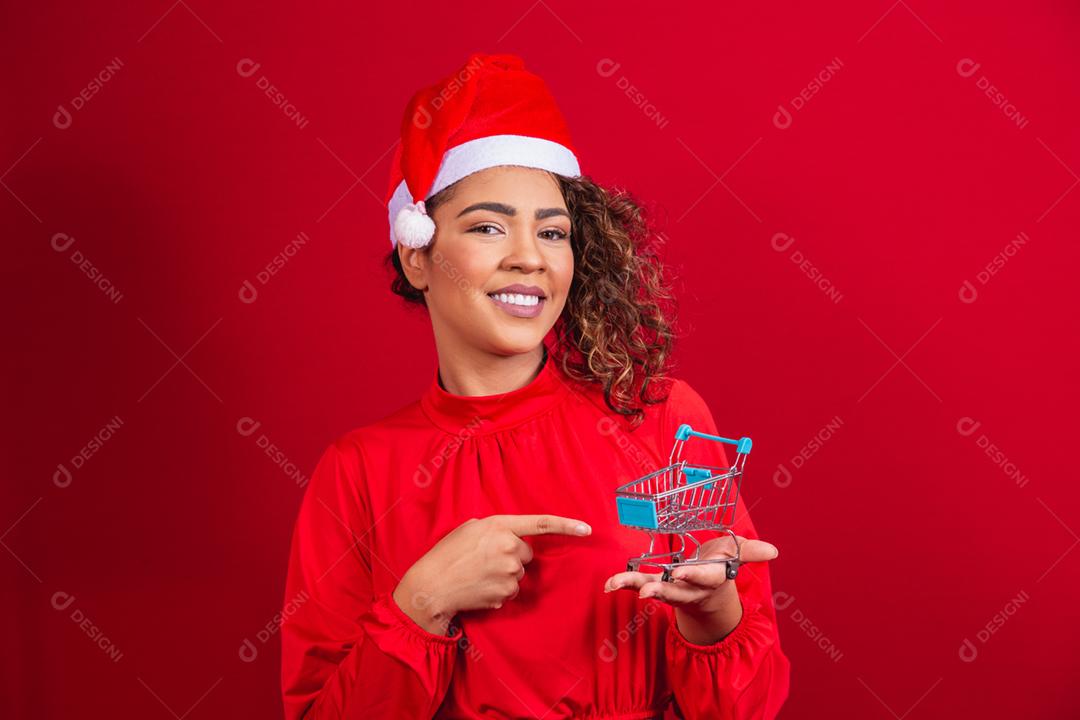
[602,534,779,644]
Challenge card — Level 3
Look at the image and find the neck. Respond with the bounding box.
[435,339,547,397]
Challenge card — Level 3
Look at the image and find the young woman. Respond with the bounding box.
[281,53,790,720]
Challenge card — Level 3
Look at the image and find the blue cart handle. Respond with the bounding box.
[675,423,752,454]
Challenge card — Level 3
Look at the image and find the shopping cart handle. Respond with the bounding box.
[675,423,752,454]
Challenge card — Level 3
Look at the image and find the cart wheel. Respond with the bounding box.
[661,568,672,583]
[725,560,740,580]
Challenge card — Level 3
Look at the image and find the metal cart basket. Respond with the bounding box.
[615,423,752,582]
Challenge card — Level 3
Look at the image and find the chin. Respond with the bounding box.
[476,301,560,356]
[485,333,548,357]
[479,319,556,356]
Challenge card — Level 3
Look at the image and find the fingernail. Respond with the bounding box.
[575,523,591,536]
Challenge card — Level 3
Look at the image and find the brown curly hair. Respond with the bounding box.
[384,172,680,427]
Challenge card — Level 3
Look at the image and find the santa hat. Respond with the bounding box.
[386,53,582,248]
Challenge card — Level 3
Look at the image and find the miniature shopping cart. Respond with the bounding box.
[616,423,752,582]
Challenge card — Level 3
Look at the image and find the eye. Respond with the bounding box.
[468,223,503,235]
[539,228,570,241]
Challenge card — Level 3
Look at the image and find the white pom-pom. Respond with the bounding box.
[393,200,436,248]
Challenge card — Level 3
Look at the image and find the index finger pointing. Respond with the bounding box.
[492,514,592,537]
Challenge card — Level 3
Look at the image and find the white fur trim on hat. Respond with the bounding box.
[388,134,581,247]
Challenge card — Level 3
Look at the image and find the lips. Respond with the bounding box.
[486,283,548,319]
[488,292,541,307]
[488,293,546,318]
[487,283,547,299]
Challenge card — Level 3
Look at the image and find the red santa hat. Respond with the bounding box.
[386,53,582,248]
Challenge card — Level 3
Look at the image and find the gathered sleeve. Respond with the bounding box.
[280,437,462,719]
[661,381,791,720]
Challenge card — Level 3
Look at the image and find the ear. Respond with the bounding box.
[398,243,429,293]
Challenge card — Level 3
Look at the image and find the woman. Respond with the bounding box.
[281,52,790,719]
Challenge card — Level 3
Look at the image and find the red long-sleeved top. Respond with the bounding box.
[281,344,790,719]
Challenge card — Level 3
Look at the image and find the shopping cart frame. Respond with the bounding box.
[615,423,752,582]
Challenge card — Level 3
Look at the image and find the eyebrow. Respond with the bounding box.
[456,202,570,221]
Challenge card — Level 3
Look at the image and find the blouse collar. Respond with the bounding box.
[420,342,571,436]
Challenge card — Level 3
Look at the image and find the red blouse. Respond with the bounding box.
[281,344,790,719]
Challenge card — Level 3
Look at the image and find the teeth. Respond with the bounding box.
[489,292,541,306]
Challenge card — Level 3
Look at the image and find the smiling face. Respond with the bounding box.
[397,165,575,359]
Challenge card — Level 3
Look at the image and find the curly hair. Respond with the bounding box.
[384,172,680,427]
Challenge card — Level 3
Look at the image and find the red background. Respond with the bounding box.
[4,2,1078,718]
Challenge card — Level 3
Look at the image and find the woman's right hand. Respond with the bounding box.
[392,514,592,635]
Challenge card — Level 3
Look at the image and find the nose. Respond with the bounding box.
[500,226,545,274]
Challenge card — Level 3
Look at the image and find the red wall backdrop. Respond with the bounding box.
[4,2,1078,718]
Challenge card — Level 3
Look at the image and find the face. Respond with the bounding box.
[398,165,575,358]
